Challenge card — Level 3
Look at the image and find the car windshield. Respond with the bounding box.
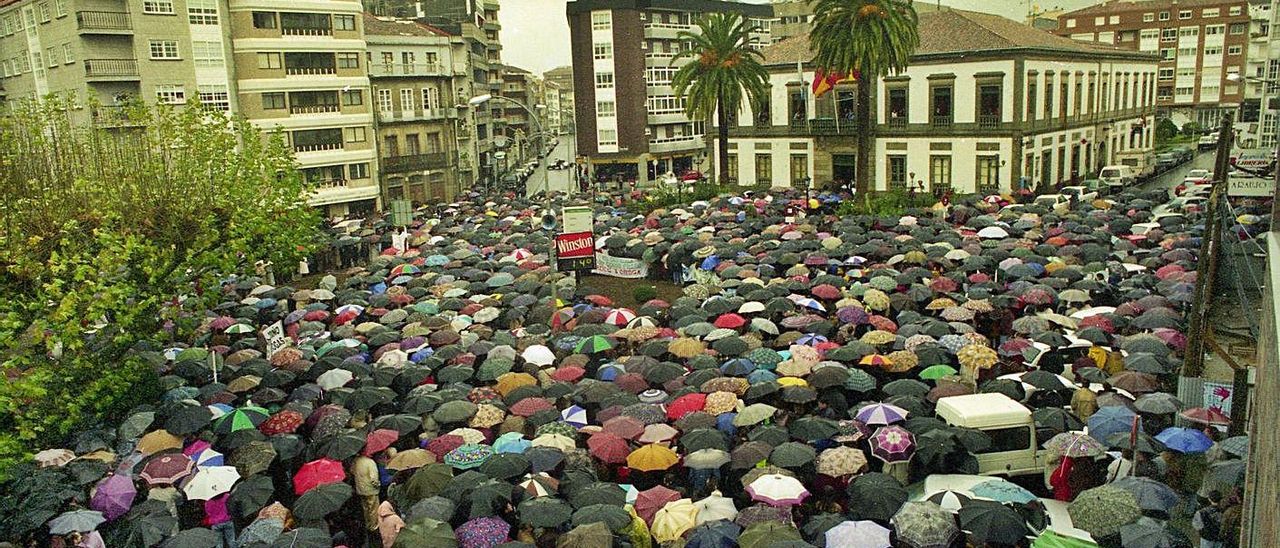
[1101,169,1119,177]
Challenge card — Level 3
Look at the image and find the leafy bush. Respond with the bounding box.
[1181,121,1204,136]
[0,97,321,477]
[836,189,937,217]
[625,182,741,214]
[633,285,657,304]
[1155,118,1179,143]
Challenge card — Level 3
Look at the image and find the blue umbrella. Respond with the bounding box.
[685,520,741,548]
[1088,405,1140,443]
[1112,477,1181,515]
[970,479,1037,504]
[1155,427,1214,453]
[425,254,449,266]
[797,334,828,346]
[493,432,531,454]
[598,363,624,381]
[701,256,721,270]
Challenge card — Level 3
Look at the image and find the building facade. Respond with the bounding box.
[720,9,1159,195]
[566,0,773,185]
[544,64,575,134]
[1054,0,1251,127]
[365,14,469,204]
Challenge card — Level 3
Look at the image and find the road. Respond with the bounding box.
[525,134,576,198]
[1138,149,1215,193]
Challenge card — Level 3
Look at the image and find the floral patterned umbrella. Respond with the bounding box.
[870,426,915,463]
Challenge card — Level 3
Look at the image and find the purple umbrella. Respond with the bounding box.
[455,516,511,548]
[855,403,909,425]
[870,426,915,463]
[90,474,136,521]
[837,307,869,325]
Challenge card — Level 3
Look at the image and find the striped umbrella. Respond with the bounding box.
[855,403,909,425]
[870,426,915,463]
[574,335,615,354]
[211,405,270,434]
[519,473,559,498]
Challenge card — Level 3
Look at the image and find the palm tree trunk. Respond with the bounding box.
[717,96,730,186]
[855,69,872,195]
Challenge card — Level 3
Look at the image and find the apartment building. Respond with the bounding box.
[0,0,236,115]
[498,64,538,153]
[1054,0,1251,126]
[544,64,576,134]
[544,80,563,134]
[722,8,1159,194]
[771,0,811,43]
[365,14,470,204]
[566,0,773,185]
[1237,0,1276,148]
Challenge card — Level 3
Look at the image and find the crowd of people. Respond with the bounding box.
[2,183,1263,548]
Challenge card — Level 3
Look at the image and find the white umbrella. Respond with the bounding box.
[746,473,810,506]
[977,226,1009,239]
[316,369,354,390]
[1070,306,1117,319]
[825,520,891,548]
[693,491,738,525]
[183,466,240,500]
[522,345,555,366]
[738,301,766,314]
[34,448,75,468]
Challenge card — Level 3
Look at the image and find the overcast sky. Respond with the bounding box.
[499,0,1101,76]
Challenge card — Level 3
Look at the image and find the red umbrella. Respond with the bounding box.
[426,434,467,458]
[810,284,841,300]
[586,432,631,464]
[1080,315,1115,333]
[666,393,707,421]
[551,366,585,383]
[714,314,746,329]
[293,458,346,495]
[1180,407,1231,425]
[602,416,646,440]
[585,295,613,307]
[929,277,958,293]
[363,429,400,456]
[140,453,194,486]
[867,316,898,333]
[259,410,304,436]
[634,485,681,525]
[510,397,555,417]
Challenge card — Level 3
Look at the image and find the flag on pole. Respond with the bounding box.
[812,69,858,97]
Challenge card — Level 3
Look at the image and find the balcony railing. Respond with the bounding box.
[314,179,348,189]
[285,66,337,75]
[294,142,343,153]
[978,114,1002,129]
[645,22,692,30]
[931,115,953,127]
[282,27,332,36]
[76,11,130,31]
[887,116,907,128]
[290,104,341,114]
[83,59,138,78]
[382,152,451,173]
[369,63,446,77]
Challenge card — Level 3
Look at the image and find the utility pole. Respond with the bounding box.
[1183,113,1234,378]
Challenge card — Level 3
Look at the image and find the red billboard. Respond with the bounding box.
[555,232,596,270]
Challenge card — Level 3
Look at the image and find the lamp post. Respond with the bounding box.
[1227,72,1280,225]
[468,94,550,204]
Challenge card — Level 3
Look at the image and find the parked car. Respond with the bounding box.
[935,394,1048,477]
[1059,185,1098,204]
[1032,194,1071,214]
[1198,133,1219,150]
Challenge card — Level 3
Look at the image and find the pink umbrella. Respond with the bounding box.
[1152,328,1187,351]
[635,485,681,525]
[870,426,915,463]
[90,474,136,521]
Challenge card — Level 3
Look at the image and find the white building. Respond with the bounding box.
[719,8,1160,194]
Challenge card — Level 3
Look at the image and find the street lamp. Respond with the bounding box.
[1226,72,1280,225]
[468,94,551,203]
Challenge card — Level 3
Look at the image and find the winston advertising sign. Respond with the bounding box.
[555,232,595,270]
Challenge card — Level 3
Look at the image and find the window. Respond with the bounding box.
[191,41,223,68]
[1229,45,1243,55]
[1203,7,1219,17]
[930,155,952,192]
[381,52,394,69]
[888,155,907,189]
[1066,18,1076,28]
[1026,80,1037,121]
[149,40,179,60]
[424,87,439,109]
[54,0,65,17]
[1230,23,1246,34]
[593,43,612,60]
[595,72,614,89]
[978,84,1001,122]
[1094,16,1104,25]
[598,128,617,146]
[401,51,414,71]
[337,53,359,69]
[790,154,808,184]
[1205,46,1223,56]
[383,135,399,156]
[978,427,1031,453]
[155,84,185,105]
[1175,86,1194,95]
[1177,67,1196,77]
[143,0,174,14]
[1159,11,1170,21]
[1143,12,1154,22]
[727,153,738,180]
[1109,15,1118,24]
[1161,28,1176,41]
[334,14,355,31]
[349,163,369,179]
[1160,48,1175,60]
[1202,85,1220,95]
[62,42,72,63]
[1178,10,1191,19]
[755,154,772,185]
[262,92,285,109]
[188,0,217,24]
[252,11,276,29]
[378,89,392,112]
[1044,75,1054,118]
[257,52,281,69]
[37,2,49,22]
[930,85,953,124]
[591,11,611,30]
[1178,27,1198,37]
[976,155,1000,191]
[342,89,362,106]
[400,88,415,111]
[197,84,230,111]
[1141,29,1159,40]
[1159,68,1175,79]
[1206,24,1224,35]
[1178,47,1197,57]
[343,127,366,142]
[44,46,56,67]
[1230,6,1242,16]
[648,95,684,114]
[597,101,616,117]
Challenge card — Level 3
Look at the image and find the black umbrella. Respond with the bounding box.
[517,497,572,527]
[1033,408,1084,435]
[293,482,353,520]
[846,473,907,522]
[165,405,213,436]
[269,527,332,548]
[228,475,275,518]
[163,528,220,548]
[957,500,1029,546]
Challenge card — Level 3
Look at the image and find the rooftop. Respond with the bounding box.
[761,8,1155,66]
[363,13,451,38]
[566,0,773,17]
[1061,0,1247,16]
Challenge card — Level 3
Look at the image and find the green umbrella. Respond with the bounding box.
[769,442,817,468]
[293,482,353,520]
[571,504,634,532]
[433,400,479,424]
[478,452,529,480]
[467,480,514,518]
[570,482,626,509]
[1068,485,1141,538]
[847,473,908,522]
[560,522,613,547]
[788,417,839,442]
[733,403,777,427]
[212,405,269,434]
[227,475,275,518]
[919,364,959,381]
[679,428,730,452]
[1031,530,1100,548]
[574,335,615,354]
[844,368,878,392]
[162,527,219,548]
[393,517,458,548]
[311,433,365,461]
[114,508,178,547]
[739,522,803,548]
[230,441,277,477]
[518,497,572,527]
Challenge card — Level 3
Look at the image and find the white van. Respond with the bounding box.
[1098,165,1137,189]
[935,393,1048,477]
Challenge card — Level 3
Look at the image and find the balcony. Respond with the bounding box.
[886,115,907,128]
[382,152,452,173]
[314,179,348,189]
[649,135,704,154]
[978,114,1002,129]
[377,108,456,123]
[76,11,131,33]
[294,142,343,153]
[368,63,447,77]
[285,66,337,75]
[83,59,139,80]
[282,26,332,36]
[931,115,953,128]
[644,22,691,40]
[290,104,341,115]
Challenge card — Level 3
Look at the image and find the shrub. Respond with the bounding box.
[1181,121,1204,136]
[1155,118,1179,142]
[633,285,658,304]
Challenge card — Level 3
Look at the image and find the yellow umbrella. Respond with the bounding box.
[860,330,896,345]
[386,448,436,471]
[859,354,894,368]
[703,392,739,415]
[885,350,919,373]
[469,404,506,428]
[775,377,808,387]
[862,289,891,311]
[775,360,812,377]
[531,433,576,452]
[651,498,699,543]
[669,338,706,359]
[627,444,680,472]
[137,431,182,455]
[957,344,998,369]
[495,372,538,396]
[925,298,957,311]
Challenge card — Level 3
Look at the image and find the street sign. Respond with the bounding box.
[562,206,593,234]
[555,232,595,270]
[1228,177,1274,197]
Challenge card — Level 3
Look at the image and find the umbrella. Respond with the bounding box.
[140,453,194,485]
[183,466,240,500]
[1179,407,1231,426]
[1155,427,1214,453]
[870,426,915,463]
[636,485,682,525]
[1045,431,1107,458]
[561,522,613,547]
[294,458,345,495]
[445,444,495,470]
[855,403,909,425]
[90,473,137,521]
[1112,477,1181,515]
[969,479,1037,504]
[517,497,572,527]
[925,490,971,513]
[958,499,1029,546]
[825,520,891,548]
[48,509,106,535]
[627,444,679,472]
[1087,406,1139,443]
[686,520,742,548]
[739,522,803,548]
[652,498,700,543]
[1068,485,1141,538]
[891,502,959,548]
[746,473,810,507]
[574,335,615,354]
[847,473,908,522]
[394,517,458,547]
[1120,517,1191,548]
[455,516,511,547]
[294,482,354,520]
[815,446,867,477]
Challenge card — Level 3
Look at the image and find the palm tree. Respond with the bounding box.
[809,0,920,194]
[671,12,771,186]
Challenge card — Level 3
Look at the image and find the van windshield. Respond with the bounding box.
[1100,169,1119,178]
[977,426,1031,453]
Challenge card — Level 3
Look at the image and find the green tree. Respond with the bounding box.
[809,0,921,194]
[1155,117,1179,143]
[0,96,322,475]
[670,12,771,186]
